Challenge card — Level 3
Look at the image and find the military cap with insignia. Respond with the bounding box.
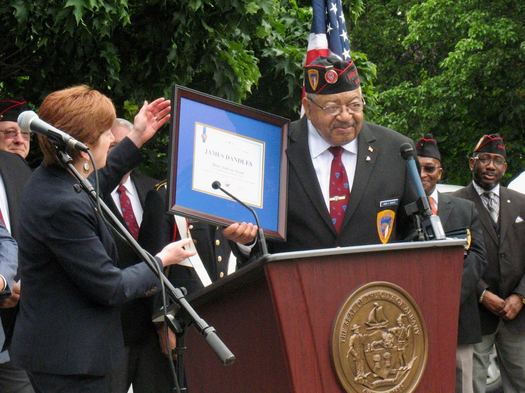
[0,99,30,122]
[304,55,360,95]
[416,133,441,162]
[473,133,506,158]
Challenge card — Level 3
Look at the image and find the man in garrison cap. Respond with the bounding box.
[0,98,34,392]
[454,134,525,393]
[417,134,487,393]
[0,99,31,159]
[267,55,416,253]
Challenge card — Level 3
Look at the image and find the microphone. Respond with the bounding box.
[211,181,268,255]
[400,143,445,240]
[18,110,89,152]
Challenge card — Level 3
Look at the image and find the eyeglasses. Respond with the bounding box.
[307,96,365,116]
[0,129,30,140]
[474,154,506,166]
[420,165,441,174]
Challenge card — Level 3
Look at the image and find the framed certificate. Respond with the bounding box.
[167,86,289,240]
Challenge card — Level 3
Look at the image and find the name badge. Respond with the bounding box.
[379,198,399,208]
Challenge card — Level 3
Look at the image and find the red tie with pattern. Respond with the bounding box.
[117,184,140,240]
[329,146,350,233]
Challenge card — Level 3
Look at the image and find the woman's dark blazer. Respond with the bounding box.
[11,138,162,376]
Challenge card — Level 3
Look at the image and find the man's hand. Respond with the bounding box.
[128,98,171,148]
[481,290,505,316]
[156,323,177,359]
[222,222,258,245]
[0,280,20,308]
[501,294,524,321]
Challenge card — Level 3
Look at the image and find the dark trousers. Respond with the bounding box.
[28,372,110,393]
[109,328,174,393]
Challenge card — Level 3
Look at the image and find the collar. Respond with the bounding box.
[472,181,500,197]
[307,119,358,158]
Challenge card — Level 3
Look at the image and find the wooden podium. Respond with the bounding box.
[183,239,465,392]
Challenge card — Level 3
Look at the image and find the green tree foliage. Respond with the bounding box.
[352,0,525,185]
[1,0,379,178]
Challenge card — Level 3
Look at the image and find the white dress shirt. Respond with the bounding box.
[0,174,11,233]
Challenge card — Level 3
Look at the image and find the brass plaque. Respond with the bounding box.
[331,282,428,393]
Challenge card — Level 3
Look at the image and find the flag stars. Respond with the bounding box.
[342,48,351,60]
[340,31,348,42]
[330,3,338,14]
[327,23,333,34]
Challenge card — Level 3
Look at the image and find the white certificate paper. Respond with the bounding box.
[192,122,265,208]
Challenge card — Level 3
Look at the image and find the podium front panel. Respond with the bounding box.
[184,242,464,393]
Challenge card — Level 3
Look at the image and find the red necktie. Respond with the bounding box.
[117,184,140,240]
[329,146,350,233]
[0,209,5,227]
[428,196,438,216]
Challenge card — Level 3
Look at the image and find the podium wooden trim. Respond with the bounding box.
[184,240,465,392]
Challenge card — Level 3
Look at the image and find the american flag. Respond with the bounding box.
[306,0,351,65]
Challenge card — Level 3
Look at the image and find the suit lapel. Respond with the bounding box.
[466,183,499,244]
[498,187,515,244]
[287,117,335,233]
[341,124,378,230]
[0,156,25,227]
[437,192,453,225]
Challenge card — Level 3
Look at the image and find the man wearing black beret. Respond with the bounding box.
[0,99,31,159]
[416,134,487,393]
[454,134,525,393]
[269,55,416,252]
[0,98,34,392]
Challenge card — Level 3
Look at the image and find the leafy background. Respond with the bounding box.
[1,0,524,185]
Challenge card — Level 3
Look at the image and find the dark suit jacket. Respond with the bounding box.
[11,138,164,376]
[269,118,416,253]
[438,192,487,344]
[454,183,525,334]
[103,171,158,344]
[0,151,32,348]
[140,186,233,295]
[0,151,32,239]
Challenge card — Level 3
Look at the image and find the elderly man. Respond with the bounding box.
[0,100,31,159]
[454,134,525,393]
[269,55,415,253]
[416,134,486,393]
[0,99,34,392]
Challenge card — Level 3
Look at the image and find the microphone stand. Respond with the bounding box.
[211,181,269,256]
[55,149,235,389]
[400,144,446,241]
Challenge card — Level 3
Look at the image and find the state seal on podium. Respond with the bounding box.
[331,282,428,393]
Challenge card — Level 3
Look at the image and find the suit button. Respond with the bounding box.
[217,256,223,262]
[215,239,221,246]
[219,272,225,278]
